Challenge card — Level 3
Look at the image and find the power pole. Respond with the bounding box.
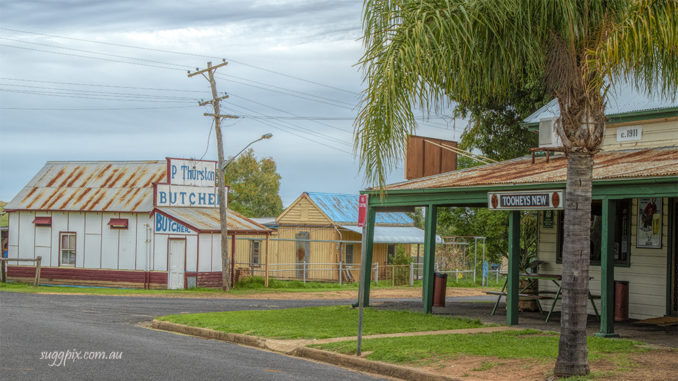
[188,60,238,291]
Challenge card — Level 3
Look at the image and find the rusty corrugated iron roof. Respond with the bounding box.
[6,161,167,212]
[383,146,678,191]
[156,207,269,233]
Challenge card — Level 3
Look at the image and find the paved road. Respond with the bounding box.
[0,292,387,381]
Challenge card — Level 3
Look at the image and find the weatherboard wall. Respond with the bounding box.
[601,117,678,152]
[6,210,169,287]
[536,198,669,320]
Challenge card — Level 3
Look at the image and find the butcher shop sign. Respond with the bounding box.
[488,190,564,210]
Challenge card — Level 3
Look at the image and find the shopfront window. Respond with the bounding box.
[556,199,631,266]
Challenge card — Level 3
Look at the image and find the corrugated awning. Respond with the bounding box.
[155,207,270,234]
[340,225,443,244]
[108,218,129,228]
[33,216,52,226]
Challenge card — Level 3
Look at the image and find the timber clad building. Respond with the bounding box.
[4,159,269,289]
[358,86,678,335]
[273,192,436,281]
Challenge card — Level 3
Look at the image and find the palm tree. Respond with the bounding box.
[356,0,677,377]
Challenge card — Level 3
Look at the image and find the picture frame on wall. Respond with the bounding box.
[637,198,662,248]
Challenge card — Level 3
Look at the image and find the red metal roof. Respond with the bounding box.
[383,146,678,191]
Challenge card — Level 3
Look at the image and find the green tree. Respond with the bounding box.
[224,149,283,218]
[356,1,678,376]
[456,76,548,161]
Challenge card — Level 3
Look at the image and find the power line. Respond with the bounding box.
[0,43,187,72]
[0,88,195,103]
[0,26,360,95]
[0,77,207,93]
[0,83,198,101]
[230,92,354,133]
[0,106,198,111]
[228,101,353,148]
[2,39,359,110]
[226,101,353,153]
[219,73,356,108]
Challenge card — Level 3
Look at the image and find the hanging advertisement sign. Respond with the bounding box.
[488,190,564,210]
[357,194,368,227]
[155,184,224,208]
[167,158,217,187]
[637,197,662,248]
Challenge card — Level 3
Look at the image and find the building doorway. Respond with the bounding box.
[295,232,309,279]
[168,239,185,289]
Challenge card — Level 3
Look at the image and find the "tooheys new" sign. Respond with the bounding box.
[488,190,564,210]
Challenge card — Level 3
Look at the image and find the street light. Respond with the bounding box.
[222,133,273,169]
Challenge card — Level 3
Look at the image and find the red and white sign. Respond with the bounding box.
[357,194,368,227]
[488,190,564,210]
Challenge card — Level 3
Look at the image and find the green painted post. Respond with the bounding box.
[422,205,438,314]
[507,211,520,325]
[358,207,376,307]
[596,199,620,338]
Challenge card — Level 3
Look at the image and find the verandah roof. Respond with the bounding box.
[382,146,678,191]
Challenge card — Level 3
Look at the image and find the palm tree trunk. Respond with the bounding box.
[555,151,593,377]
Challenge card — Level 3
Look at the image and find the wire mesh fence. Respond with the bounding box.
[232,260,503,286]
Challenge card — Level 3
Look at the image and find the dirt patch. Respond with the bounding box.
[416,349,678,380]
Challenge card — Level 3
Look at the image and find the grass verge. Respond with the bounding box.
[311,329,648,364]
[157,305,485,339]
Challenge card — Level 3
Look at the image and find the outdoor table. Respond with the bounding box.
[490,273,600,323]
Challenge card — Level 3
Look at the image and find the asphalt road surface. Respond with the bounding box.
[0,292,387,381]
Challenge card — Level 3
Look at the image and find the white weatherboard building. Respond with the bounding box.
[4,158,269,289]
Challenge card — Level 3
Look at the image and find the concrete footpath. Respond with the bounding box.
[150,320,517,381]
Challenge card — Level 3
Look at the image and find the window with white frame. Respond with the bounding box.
[60,232,76,266]
[250,240,261,265]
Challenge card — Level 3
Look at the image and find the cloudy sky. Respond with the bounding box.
[0,0,463,207]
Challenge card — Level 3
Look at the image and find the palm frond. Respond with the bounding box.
[595,0,678,100]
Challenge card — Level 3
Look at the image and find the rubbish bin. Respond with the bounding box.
[614,280,629,322]
[433,272,448,307]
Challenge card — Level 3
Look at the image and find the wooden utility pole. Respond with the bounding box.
[188,60,237,291]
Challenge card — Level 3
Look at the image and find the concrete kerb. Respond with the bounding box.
[150,319,464,381]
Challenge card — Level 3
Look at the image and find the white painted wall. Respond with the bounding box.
[198,233,213,272]
[7,211,154,272]
[84,212,102,268]
[537,198,670,320]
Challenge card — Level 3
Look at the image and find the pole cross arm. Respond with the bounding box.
[199,95,229,106]
[203,113,239,119]
[187,60,228,77]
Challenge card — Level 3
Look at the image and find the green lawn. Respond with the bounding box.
[157,305,486,339]
[311,329,648,364]
[0,274,500,297]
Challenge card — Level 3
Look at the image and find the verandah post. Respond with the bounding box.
[596,199,619,337]
[507,211,520,325]
[422,204,438,314]
[357,207,376,307]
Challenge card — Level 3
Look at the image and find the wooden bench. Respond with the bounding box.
[485,290,554,315]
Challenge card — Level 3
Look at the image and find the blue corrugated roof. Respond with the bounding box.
[524,82,678,125]
[305,192,413,225]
